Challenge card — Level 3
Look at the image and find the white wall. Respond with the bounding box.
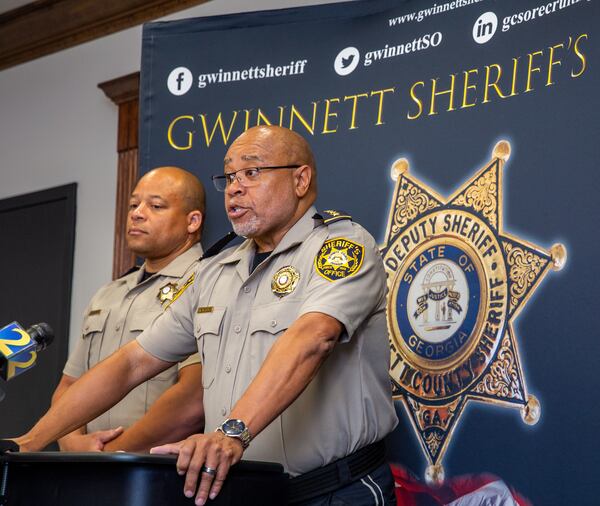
[0,0,346,351]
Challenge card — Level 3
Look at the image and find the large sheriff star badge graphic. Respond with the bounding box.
[381,141,566,484]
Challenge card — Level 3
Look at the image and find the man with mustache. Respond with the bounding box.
[52,166,205,452]
[15,127,398,505]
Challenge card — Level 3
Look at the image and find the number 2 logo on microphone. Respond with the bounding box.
[0,322,32,358]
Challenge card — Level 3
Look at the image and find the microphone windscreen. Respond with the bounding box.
[26,323,54,351]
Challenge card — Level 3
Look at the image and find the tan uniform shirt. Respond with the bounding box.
[138,208,398,475]
[64,243,202,433]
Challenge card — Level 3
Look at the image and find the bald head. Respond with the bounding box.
[141,166,206,217]
[229,126,317,198]
[242,125,316,170]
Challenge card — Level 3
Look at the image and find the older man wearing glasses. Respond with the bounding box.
[14,126,398,506]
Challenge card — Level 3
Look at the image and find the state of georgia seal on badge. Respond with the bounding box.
[381,141,566,484]
[315,238,364,281]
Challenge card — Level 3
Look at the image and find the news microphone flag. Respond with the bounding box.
[0,322,37,380]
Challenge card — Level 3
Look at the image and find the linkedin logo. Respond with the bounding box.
[472,12,498,44]
[167,67,193,95]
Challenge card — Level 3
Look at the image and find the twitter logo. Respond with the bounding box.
[342,54,355,68]
[334,47,360,76]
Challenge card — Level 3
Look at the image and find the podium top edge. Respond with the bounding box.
[0,452,285,474]
[1,451,176,465]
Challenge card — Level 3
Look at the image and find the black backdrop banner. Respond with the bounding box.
[140,0,599,503]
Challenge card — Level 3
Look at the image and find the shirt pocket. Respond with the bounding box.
[193,307,226,390]
[129,310,173,381]
[248,300,301,377]
[82,309,110,369]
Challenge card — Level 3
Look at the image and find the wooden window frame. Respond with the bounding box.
[98,72,140,280]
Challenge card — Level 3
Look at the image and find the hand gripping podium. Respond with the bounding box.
[0,452,288,506]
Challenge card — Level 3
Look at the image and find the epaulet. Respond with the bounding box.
[201,231,238,259]
[313,209,352,225]
[119,264,141,278]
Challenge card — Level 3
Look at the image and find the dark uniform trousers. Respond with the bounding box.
[295,463,397,506]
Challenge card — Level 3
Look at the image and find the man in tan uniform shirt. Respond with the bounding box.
[16,127,398,505]
[52,166,205,452]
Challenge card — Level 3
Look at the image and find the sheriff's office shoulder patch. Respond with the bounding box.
[315,238,365,281]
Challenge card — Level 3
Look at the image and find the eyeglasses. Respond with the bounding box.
[211,165,301,192]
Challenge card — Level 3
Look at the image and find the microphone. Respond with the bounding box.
[0,322,54,381]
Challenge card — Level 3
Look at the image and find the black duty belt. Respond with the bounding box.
[287,440,386,504]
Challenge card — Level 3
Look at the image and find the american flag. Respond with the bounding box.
[391,464,532,506]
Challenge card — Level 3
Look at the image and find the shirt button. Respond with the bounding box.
[225,365,231,373]
[115,325,121,332]
[243,286,251,293]
[270,320,277,328]
[234,325,241,333]
[221,407,227,416]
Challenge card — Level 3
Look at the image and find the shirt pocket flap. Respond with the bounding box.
[193,307,226,338]
[82,309,110,337]
[249,300,300,335]
[193,307,226,389]
[128,310,163,332]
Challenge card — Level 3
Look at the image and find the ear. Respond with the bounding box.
[187,210,203,234]
[294,165,312,198]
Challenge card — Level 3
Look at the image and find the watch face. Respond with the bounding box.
[223,419,245,435]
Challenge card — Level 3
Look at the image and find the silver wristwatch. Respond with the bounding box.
[216,418,252,449]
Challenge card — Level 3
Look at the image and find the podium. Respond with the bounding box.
[0,452,288,505]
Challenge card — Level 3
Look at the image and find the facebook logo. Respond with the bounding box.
[167,67,193,95]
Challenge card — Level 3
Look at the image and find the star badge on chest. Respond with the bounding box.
[157,282,178,305]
